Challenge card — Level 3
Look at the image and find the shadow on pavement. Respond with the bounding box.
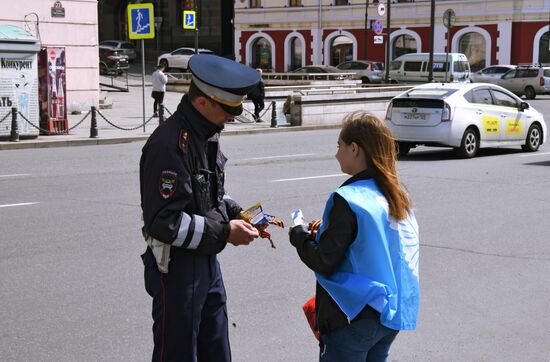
[399,147,525,161]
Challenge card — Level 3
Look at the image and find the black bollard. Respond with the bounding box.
[159,105,164,125]
[90,106,98,138]
[10,107,19,142]
[270,101,277,128]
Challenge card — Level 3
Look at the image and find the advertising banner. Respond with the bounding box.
[0,54,39,137]
[38,47,68,134]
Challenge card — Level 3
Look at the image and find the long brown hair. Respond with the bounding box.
[339,111,412,220]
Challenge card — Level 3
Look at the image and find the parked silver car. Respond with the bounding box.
[336,60,384,84]
[470,65,516,83]
[495,65,550,99]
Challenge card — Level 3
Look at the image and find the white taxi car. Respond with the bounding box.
[385,83,547,158]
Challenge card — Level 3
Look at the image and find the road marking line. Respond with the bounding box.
[241,153,316,161]
[518,152,550,158]
[0,202,39,208]
[271,173,346,182]
[0,174,31,178]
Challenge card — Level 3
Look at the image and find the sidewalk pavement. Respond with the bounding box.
[0,73,338,151]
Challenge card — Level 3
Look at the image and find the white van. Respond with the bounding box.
[388,53,471,83]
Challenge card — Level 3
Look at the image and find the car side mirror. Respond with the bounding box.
[520,102,529,111]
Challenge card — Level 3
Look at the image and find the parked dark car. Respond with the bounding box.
[290,65,353,80]
[99,47,129,75]
[99,40,137,62]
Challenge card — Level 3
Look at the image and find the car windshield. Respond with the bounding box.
[403,88,459,99]
[373,63,384,71]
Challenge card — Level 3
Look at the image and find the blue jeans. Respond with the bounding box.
[319,319,399,362]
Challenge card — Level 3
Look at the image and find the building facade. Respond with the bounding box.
[235,0,550,72]
[98,0,235,61]
[1,0,99,111]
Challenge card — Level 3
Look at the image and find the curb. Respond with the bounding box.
[0,124,341,151]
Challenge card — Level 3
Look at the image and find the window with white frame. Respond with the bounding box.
[459,32,486,72]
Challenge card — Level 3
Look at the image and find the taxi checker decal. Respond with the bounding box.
[482,115,499,134]
[505,119,523,135]
[159,170,178,199]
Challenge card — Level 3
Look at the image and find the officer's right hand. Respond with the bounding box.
[227,219,259,246]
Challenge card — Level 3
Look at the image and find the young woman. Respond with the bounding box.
[289,111,420,362]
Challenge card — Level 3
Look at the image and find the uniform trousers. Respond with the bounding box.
[142,248,231,362]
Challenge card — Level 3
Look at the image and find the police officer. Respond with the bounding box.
[140,54,261,362]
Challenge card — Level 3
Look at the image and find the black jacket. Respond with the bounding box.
[289,170,380,335]
[140,95,242,255]
[247,81,265,102]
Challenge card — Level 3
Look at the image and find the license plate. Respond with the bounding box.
[403,112,427,120]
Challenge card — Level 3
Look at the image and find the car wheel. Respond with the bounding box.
[361,77,370,84]
[396,142,412,157]
[159,59,168,70]
[458,128,479,158]
[99,63,108,75]
[521,124,542,152]
[524,86,536,100]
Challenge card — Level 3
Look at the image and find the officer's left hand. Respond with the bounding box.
[227,219,259,246]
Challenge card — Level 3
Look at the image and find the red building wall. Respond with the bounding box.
[511,21,548,64]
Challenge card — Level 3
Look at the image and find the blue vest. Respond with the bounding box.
[315,179,420,330]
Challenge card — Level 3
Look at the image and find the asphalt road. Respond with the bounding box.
[1,102,549,361]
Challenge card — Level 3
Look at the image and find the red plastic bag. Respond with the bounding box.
[302,296,320,341]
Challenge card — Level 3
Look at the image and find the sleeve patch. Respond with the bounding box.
[159,170,178,199]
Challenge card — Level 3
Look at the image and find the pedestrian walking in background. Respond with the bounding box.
[140,54,261,361]
[289,111,420,362]
[247,68,265,122]
[151,64,168,117]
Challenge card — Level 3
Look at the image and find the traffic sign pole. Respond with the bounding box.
[142,39,145,132]
[127,3,155,132]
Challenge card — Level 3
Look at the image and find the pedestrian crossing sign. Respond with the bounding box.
[127,4,155,39]
[183,10,196,29]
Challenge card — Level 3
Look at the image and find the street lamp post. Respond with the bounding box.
[428,0,435,82]
[364,0,369,60]
[384,0,391,83]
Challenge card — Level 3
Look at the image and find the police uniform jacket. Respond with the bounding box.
[140,95,242,255]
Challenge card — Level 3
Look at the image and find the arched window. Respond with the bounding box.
[459,32,486,72]
[330,35,353,66]
[392,34,417,59]
[289,37,302,71]
[539,31,550,65]
[252,37,272,71]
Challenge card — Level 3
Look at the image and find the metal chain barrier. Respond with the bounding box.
[15,110,91,135]
[0,111,10,124]
[236,102,273,123]
[96,109,156,131]
[162,105,173,117]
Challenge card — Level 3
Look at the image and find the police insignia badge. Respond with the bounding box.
[179,130,189,153]
[240,202,284,249]
[159,170,178,199]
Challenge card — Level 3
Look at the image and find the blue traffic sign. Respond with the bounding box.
[127,4,155,39]
[373,20,383,35]
[183,10,196,29]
